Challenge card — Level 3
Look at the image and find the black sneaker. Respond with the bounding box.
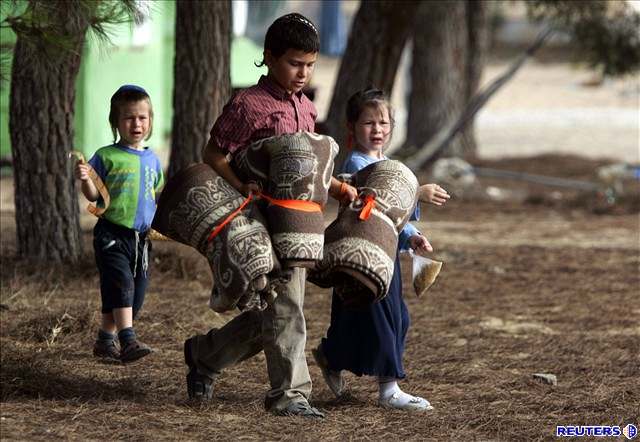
[185,337,214,401]
[272,401,326,419]
[93,339,120,360]
[120,339,152,363]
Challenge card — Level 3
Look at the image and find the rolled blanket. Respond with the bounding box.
[309,159,419,308]
[206,203,280,312]
[232,132,338,268]
[152,163,277,312]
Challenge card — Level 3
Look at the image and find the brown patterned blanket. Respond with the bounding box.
[309,159,419,308]
[152,163,277,312]
[232,132,339,268]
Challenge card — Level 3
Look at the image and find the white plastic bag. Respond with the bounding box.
[408,249,442,297]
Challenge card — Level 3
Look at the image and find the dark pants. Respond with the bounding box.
[93,219,150,318]
[322,253,409,379]
[188,268,312,412]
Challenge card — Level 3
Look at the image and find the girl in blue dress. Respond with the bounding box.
[313,88,449,411]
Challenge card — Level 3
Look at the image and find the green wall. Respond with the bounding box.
[1,0,266,161]
[0,24,16,159]
[75,1,176,159]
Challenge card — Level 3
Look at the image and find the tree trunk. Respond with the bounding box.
[168,0,231,178]
[9,6,87,262]
[323,1,415,170]
[404,1,468,158]
[402,0,489,160]
[461,0,489,157]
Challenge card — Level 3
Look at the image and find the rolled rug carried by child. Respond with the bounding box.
[310,159,419,308]
[232,132,339,268]
[152,163,278,312]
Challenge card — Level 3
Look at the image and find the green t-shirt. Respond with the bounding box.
[88,144,164,232]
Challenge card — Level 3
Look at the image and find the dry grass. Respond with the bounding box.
[1,155,639,441]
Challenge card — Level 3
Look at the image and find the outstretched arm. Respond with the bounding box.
[419,183,450,206]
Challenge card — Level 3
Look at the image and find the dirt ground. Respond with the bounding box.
[1,152,639,440]
[1,41,639,441]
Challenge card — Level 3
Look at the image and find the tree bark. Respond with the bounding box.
[404,0,468,158]
[322,0,415,170]
[9,5,87,262]
[168,0,231,178]
[401,0,489,161]
[462,0,489,156]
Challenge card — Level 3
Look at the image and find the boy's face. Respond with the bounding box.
[266,49,317,94]
[117,100,151,149]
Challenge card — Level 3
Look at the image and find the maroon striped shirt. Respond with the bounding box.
[210,75,318,155]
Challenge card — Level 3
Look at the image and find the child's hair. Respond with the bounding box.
[256,13,319,66]
[345,87,395,149]
[346,87,394,126]
[108,84,154,143]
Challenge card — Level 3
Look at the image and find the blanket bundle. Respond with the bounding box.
[152,133,338,311]
[233,132,338,268]
[152,163,278,312]
[309,159,419,308]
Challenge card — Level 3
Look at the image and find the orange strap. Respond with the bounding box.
[207,191,322,242]
[259,192,322,213]
[359,194,376,221]
[207,194,255,242]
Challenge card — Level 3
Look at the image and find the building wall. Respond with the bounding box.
[0,0,266,161]
[0,25,16,159]
[75,1,176,159]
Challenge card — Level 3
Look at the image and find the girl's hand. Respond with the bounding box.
[409,233,433,254]
[419,183,450,206]
[75,161,91,182]
[329,181,357,202]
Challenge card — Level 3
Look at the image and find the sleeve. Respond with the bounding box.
[410,203,420,221]
[398,222,420,251]
[209,97,255,154]
[88,152,107,181]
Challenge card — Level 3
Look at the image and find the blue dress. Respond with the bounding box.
[321,151,420,379]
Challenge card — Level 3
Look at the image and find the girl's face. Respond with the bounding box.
[352,104,391,158]
[117,100,151,149]
[266,48,317,94]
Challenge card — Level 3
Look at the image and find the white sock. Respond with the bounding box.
[378,378,401,399]
[378,378,429,407]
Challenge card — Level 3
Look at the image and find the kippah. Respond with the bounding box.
[281,13,318,35]
[114,84,148,96]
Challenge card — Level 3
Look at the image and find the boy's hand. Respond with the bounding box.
[409,233,433,254]
[241,181,261,197]
[75,161,91,182]
[419,183,450,206]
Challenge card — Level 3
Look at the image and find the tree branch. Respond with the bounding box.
[402,26,554,171]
